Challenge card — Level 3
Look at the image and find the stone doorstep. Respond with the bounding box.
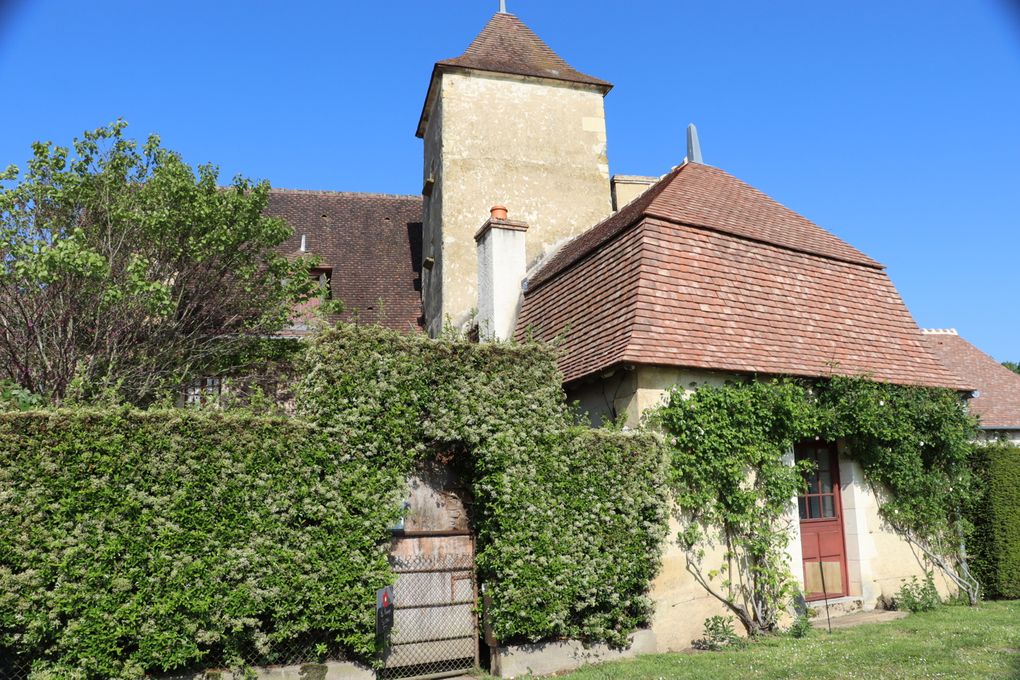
[811,607,909,630]
[806,595,864,620]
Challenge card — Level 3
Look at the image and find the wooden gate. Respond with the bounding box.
[380,462,479,679]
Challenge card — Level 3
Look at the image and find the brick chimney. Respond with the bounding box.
[475,206,528,341]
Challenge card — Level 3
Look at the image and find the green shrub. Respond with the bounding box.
[298,325,670,648]
[787,612,813,639]
[691,616,741,651]
[474,429,668,647]
[969,442,1020,599]
[891,573,941,612]
[0,409,401,679]
[0,324,670,677]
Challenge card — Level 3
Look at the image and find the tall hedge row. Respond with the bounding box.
[0,410,401,678]
[969,441,1020,599]
[0,324,669,678]
[297,325,669,647]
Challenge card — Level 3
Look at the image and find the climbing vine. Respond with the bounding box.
[818,376,981,603]
[653,379,817,635]
[654,375,979,634]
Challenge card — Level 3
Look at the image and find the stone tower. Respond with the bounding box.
[417,10,614,336]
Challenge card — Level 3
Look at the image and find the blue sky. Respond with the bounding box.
[1,0,1018,361]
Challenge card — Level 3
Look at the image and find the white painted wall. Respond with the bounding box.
[476,224,527,340]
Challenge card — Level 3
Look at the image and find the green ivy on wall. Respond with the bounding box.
[654,374,979,634]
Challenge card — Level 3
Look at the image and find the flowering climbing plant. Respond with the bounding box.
[653,374,980,635]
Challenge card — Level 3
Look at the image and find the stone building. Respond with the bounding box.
[263,7,982,677]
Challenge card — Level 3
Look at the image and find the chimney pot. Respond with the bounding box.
[490,205,508,221]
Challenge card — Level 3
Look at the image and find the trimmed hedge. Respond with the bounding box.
[0,324,669,677]
[297,324,669,647]
[969,441,1020,599]
[0,409,401,678]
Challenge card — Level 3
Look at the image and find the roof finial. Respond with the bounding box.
[499,0,507,13]
[686,123,703,164]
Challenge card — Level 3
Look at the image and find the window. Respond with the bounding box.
[185,377,222,406]
[311,267,332,301]
[797,443,838,520]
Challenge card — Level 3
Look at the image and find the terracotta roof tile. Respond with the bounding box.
[517,166,966,390]
[529,163,879,290]
[921,331,1020,429]
[266,190,423,333]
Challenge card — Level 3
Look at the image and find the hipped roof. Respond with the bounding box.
[267,190,424,333]
[517,163,969,391]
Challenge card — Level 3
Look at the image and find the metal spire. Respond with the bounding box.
[499,0,507,13]
[686,123,703,164]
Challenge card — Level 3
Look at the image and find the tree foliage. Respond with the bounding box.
[654,375,980,634]
[1003,361,1020,375]
[0,121,315,404]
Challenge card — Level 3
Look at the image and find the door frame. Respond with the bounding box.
[795,440,850,601]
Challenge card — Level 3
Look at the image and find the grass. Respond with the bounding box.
[550,601,1020,679]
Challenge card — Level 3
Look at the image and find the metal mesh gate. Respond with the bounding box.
[379,534,478,679]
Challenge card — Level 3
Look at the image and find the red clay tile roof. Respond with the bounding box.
[530,163,879,290]
[516,164,967,390]
[266,190,423,333]
[417,12,611,137]
[921,331,1020,429]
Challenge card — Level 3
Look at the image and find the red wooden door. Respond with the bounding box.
[796,441,849,601]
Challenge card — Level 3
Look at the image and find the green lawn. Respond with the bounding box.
[553,601,1020,680]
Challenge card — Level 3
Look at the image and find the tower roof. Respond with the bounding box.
[439,13,612,91]
[417,12,612,137]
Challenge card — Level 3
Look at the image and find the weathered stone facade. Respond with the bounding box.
[420,71,612,336]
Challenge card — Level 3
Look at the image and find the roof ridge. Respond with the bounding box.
[660,163,882,268]
[921,328,959,335]
[269,188,421,201]
[645,213,886,270]
[527,161,884,293]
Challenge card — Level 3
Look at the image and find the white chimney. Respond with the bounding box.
[475,205,528,341]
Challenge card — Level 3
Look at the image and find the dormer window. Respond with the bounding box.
[311,267,333,301]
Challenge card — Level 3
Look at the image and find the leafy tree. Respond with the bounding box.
[0,121,315,404]
[1003,361,1020,375]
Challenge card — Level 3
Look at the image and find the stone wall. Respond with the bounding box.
[420,70,613,334]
